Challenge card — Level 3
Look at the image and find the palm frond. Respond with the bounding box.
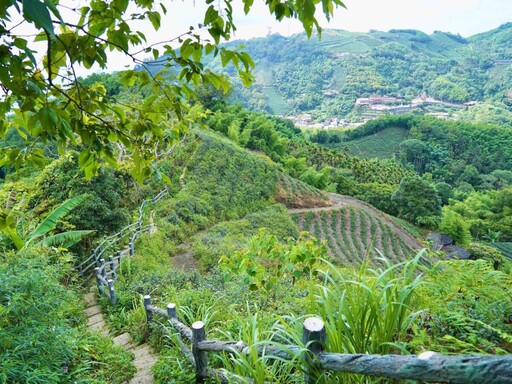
[27,194,88,243]
[40,230,95,248]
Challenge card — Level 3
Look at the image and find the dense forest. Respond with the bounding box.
[1,12,511,383]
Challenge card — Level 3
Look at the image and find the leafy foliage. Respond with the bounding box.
[439,207,472,246]
[192,204,299,270]
[391,175,441,226]
[413,260,512,354]
[0,193,93,250]
[0,249,135,383]
[0,0,346,180]
[221,229,325,293]
[29,156,135,239]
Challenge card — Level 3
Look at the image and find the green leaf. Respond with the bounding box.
[43,0,64,26]
[147,11,161,30]
[41,230,95,248]
[27,194,88,243]
[204,5,218,25]
[0,209,24,250]
[22,0,54,35]
[243,0,254,14]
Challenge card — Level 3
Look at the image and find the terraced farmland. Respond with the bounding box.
[292,206,414,264]
[329,127,409,159]
[489,242,512,261]
[276,173,331,209]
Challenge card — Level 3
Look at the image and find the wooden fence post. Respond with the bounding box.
[94,267,103,295]
[108,255,115,279]
[167,303,177,319]
[192,321,208,383]
[107,279,116,306]
[143,295,152,329]
[129,237,135,256]
[100,258,106,279]
[303,317,326,384]
[116,251,121,269]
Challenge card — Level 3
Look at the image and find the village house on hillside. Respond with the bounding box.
[355,96,403,106]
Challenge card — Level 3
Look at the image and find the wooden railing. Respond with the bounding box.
[143,296,512,384]
[77,187,169,305]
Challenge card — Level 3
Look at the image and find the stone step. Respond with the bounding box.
[133,356,157,370]
[84,293,155,383]
[130,345,153,359]
[84,292,97,307]
[84,305,102,317]
[87,313,104,326]
[89,319,107,332]
[113,333,132,347]
[129,372,154,384]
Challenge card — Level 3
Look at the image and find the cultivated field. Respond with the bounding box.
[292,205,415,264]
[332,126,409,159]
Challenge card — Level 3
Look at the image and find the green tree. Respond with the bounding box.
[439,206,472,246]
[391,175,441,226]
[435,181,453,205]
[0,0,345,181]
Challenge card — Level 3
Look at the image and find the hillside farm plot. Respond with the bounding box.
[262,87,292,115]
[489,242,512,261]
[333,127,409,159]
[276,173,331,208]
[292,206,413,264]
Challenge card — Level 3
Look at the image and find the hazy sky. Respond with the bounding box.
[158,0,511,40]
[11,0,511,73]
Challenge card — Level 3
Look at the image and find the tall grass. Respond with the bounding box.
[215,311,303,384]
[313,251,424,356]
[212,251,426,383]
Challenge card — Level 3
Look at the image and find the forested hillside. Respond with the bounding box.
[199,24,512,122]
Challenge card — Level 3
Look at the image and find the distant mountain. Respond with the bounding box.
[204,24,512,120]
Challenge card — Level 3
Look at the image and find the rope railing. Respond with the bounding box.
[78,187,168,305]
[143,296,512,384]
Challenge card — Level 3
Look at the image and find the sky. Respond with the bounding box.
[88,0,510,72]
[211,0,511,39]
[8,0,512,73]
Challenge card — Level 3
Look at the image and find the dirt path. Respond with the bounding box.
[171,244,200,270]
[289,193,422,251]
[84,291,157,384]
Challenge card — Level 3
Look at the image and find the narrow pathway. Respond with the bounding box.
[84,291,157,384]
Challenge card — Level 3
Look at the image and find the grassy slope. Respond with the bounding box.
[143,129,420,270]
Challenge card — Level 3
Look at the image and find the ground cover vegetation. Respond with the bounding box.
[1,102,511,381]
[93,114,509,381]
[0,0,350,380]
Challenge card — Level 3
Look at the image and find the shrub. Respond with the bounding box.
[0,248,135,383]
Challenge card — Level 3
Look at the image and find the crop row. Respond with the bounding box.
[292,207,413,264]
[489,242,512,261]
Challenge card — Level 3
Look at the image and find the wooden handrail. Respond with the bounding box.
[143,297,512,384]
